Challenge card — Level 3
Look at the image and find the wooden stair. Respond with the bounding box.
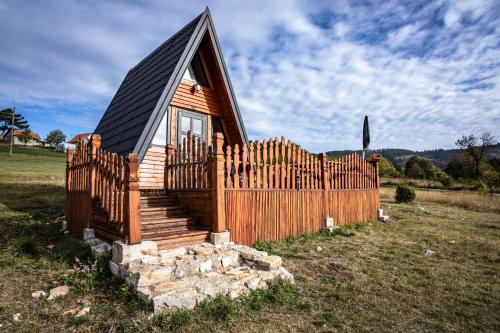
[140,191,210,250]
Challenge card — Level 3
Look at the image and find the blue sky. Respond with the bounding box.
[1,0,499,152]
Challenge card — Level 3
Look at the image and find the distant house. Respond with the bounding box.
[66,133,92,149]
[1,129,42,146]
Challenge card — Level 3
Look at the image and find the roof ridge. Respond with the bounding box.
[128,12,204,74]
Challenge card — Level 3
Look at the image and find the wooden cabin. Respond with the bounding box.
[66,8,381,250]
[90,8,246,248]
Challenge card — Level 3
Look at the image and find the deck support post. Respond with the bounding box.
[65,148,75,227]
[87,134,101,228]
[125,153,141,244]
[211,132,226,233]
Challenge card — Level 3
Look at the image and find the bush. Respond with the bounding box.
[395,184,416,203]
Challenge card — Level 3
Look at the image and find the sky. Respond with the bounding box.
[1,0,499,152]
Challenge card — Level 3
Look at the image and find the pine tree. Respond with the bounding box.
[0,108,29,132]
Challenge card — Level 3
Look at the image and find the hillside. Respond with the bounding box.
[327,144,500,168]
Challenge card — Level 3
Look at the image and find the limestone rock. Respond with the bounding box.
[159,247,186,258]
[192,244,214,256]
[47,285,70,301]
[175,260,201,277]
[31,290,47,299]
[199,258,212,273]
[153,288,198,312]
[256,255,282,271]
[234,245,267,261]
[13,313,21,321]
[140,241,158,256]
[220,250,239,268]
[154,280,189,293]
[141,255,161,265]
[277,266,295,284]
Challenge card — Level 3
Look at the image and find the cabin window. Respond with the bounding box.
[177,109,207,144]
[182,53,209,87]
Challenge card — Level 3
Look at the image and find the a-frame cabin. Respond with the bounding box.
[92,8,246,248]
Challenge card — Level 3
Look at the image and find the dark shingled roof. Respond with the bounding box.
[94,13,203,155]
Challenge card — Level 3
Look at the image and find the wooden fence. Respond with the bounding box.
[167,132,381,246]
[66,135,141,244]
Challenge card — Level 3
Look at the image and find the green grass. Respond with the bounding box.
[0,146,499,332]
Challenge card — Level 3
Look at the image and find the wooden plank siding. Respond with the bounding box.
[170,80,223,117]
[139,146,166,189]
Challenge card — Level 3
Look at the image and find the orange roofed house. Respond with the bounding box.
[66,8,381,250]
[1,129,41,146]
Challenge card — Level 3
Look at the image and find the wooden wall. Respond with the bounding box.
[326,189,380,225]
[225,189,325,246]
[169,190,213,229]
[171,80,222,117]
[225,188,380,246]
[139,146,165,189]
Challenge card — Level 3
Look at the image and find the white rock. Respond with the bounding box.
[220,250,239,268]
[234,245,267,261]
[159,247,186,259]
[175,260,200,277]
[244,276,262,290]
[192,245,214,256]
[31,290,47,299]
[316,246,322,252]
[75,306,90,317]
[83,228,95,240]
[277,267,295,284]
[154,280,189,293]
[256,255,282,271]
[109,261,121,277]
[13,313,21,321]
[141,255,161,265]
[424,249,435,256]
[91,242,112,257]
[47,285,70,301]
[153,288,198,312]
[199,258,212,273]
[140,241,158,256]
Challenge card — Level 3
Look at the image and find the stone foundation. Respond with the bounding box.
[82,228,112,256]
[110,241,294,313]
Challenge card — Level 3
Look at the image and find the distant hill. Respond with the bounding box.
[326,144,500,168]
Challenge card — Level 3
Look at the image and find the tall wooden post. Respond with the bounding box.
[211,132,226,232]
[320,153,330,218]
[87,135,101,228]
[165,144,176,190]
[370,153,381,188]
[88,135,101,197]
[125,153,141,244]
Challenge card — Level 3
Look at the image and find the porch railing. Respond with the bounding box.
[66,134,141,244]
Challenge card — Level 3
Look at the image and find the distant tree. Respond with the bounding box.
[0,108,29,132]
[456,131,496,179]
[19,129,32,146]
[481,168,500,196]
[488,157,500,173]
[445,159,464,179]
[379,157,401,178]
[404,156,429,178]
[424,165,451,190]
[46,129,66,147]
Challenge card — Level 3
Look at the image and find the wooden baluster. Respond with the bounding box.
[192,133,197,188]
[268,139,274,188]
[117,156,123,224]
[307,153,312,189]
[186,132,192,188]
[225,146,233,188]
[242,143,248,188]
[202,141,207,188]
[197,138,202,188]
[182,137,187,189]
[249,143,255,188]
[262,140,268,189]
[280,137,286,189]
[233,144,240,189]
[274,137,280,189]
[176,144,181,189]
[286,141,291,189]
[255,140,261,188]
[111,154,118,222]
[291,144,296,189]
[299,148,304,190]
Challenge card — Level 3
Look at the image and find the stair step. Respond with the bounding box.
[142,228,210,241]
[141,217,198,224]
[154,232,211,250]
[142,220,200,231]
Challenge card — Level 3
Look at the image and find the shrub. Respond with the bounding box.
[395,184,416,203]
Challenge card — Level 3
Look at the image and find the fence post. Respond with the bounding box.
[88,134,101,197]
[125,153,141,244]
[165,144,176,190]
[211,132,226,233]
[320,153,330,218]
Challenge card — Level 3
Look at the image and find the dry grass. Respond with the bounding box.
[1,147,499,332]
[381,187,500,212]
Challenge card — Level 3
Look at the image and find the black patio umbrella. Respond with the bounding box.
[363,116,370,158]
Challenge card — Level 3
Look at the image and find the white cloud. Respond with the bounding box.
[0,0,499,151]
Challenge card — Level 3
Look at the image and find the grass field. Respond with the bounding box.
[0,147,499,332]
